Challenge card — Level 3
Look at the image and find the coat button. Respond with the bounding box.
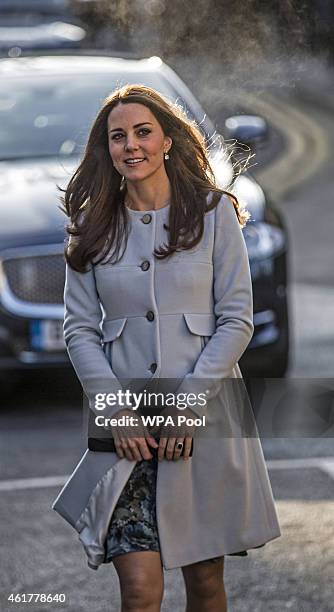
[149,362,157,373]
[146,310,155,321]
[141,214,152,224]
[141,260,150,271]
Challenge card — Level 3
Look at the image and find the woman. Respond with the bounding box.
[53,84,281,611]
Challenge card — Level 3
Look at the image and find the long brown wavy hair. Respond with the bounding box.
[59,83,250,272]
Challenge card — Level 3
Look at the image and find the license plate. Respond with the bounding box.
[30,320,65,351]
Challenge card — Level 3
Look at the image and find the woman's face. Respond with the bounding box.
[107,102,172,183]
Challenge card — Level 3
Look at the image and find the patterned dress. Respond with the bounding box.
[104,448,264,564]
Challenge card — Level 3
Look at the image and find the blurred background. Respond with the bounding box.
[0,1,333,611]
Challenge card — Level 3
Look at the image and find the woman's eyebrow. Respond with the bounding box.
[109,122,153,133]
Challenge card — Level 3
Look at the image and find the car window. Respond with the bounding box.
[0,71,212,160]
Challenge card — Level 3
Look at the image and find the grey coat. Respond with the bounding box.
[52,192,281,570]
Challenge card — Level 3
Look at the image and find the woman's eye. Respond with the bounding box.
[110,129,151,141]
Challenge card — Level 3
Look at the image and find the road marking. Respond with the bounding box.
[254,93,329,200]
[266,457,334,473]
[319,460,334,480]
[228,91,329,201]
[0,457,333,492]
[0,475,69,491]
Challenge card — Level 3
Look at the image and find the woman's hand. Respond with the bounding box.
[158,435,193,461]
[111,408,159,461]
[154,406,196,462]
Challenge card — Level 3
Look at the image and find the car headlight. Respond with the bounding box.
[243,221,285,260]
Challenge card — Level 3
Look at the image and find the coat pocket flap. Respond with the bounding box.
[101,317,127,342]
[183,313,216,336]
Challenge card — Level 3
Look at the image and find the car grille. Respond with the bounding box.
[3,254,65,304]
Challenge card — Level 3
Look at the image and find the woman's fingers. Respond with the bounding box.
[112,413,156,460]
[146,435,159,450]
[136,438,154,461]
[165,437,177,460]
[114,434,194,461]
[158,436,193,461]
[183,437,193,460]
[114,439,125,459]
[158,437,168,461]
[127,438,144,461]
[115,435,156,461]
[113,425,193,462]
[173,437,186,460]
[119,436,137,461]
[113,431,125,459]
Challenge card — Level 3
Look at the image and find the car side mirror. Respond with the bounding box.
[224,115,268,146]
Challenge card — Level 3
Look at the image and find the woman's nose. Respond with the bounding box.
[124,136,139,151]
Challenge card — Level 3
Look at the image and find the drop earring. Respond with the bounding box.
[164,151,170,160]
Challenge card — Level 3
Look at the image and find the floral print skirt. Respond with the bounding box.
[104,449,264,565]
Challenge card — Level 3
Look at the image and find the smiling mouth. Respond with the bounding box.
[124,158,146,165]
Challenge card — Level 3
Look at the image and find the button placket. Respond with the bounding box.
[135,209,161,378]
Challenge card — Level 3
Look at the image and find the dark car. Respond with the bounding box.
[0,54,289,391]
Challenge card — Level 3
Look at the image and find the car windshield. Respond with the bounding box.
[0,71,213,160]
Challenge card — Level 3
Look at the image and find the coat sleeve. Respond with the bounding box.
[63,259,131,421]
[174,193,254,418]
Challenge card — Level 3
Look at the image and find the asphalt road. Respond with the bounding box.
[1,75,334,611]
